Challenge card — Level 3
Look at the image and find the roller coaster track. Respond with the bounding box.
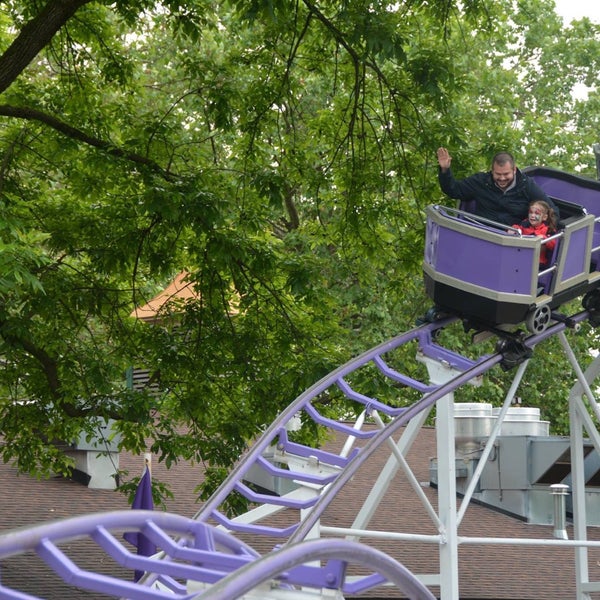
[2,307,600,599]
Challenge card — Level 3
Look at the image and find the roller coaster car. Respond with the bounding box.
[423,167,600,334]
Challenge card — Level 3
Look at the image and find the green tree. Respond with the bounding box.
[0,0,599,501]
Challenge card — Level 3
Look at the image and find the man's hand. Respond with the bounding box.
[437,147,452,172]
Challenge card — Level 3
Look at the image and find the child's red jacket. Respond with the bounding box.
[513,221,557,266]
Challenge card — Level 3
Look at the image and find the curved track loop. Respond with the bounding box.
[0,510,433,600]
[0,511,261,600]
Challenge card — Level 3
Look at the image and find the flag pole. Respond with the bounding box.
[124,452,156,582]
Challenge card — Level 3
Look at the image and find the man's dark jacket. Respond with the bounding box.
[438,167,560,226]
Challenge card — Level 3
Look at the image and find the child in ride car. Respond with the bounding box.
[512,200,558,266]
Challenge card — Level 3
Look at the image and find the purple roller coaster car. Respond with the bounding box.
[423,166,600,335]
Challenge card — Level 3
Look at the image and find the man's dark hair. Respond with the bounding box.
[492,152,515,168]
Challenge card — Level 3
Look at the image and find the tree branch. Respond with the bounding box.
[0,104,174,178]
[0,0,93,95]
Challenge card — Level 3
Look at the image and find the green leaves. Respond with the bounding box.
[0,0,598,495]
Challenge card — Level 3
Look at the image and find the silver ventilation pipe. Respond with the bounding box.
[550,483,570,540]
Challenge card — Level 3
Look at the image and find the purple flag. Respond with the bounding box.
[123,465,156,581]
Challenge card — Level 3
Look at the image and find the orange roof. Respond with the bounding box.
[131,271,198,322]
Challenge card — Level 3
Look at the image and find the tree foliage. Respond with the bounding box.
[1,0,600,500]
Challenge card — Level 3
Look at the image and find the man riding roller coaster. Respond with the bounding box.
[436,147,560,225]
[418,148,563,332]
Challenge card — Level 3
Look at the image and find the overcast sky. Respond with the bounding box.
[553,0,600,23]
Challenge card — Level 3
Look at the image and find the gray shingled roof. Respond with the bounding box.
[1,426,599,599]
